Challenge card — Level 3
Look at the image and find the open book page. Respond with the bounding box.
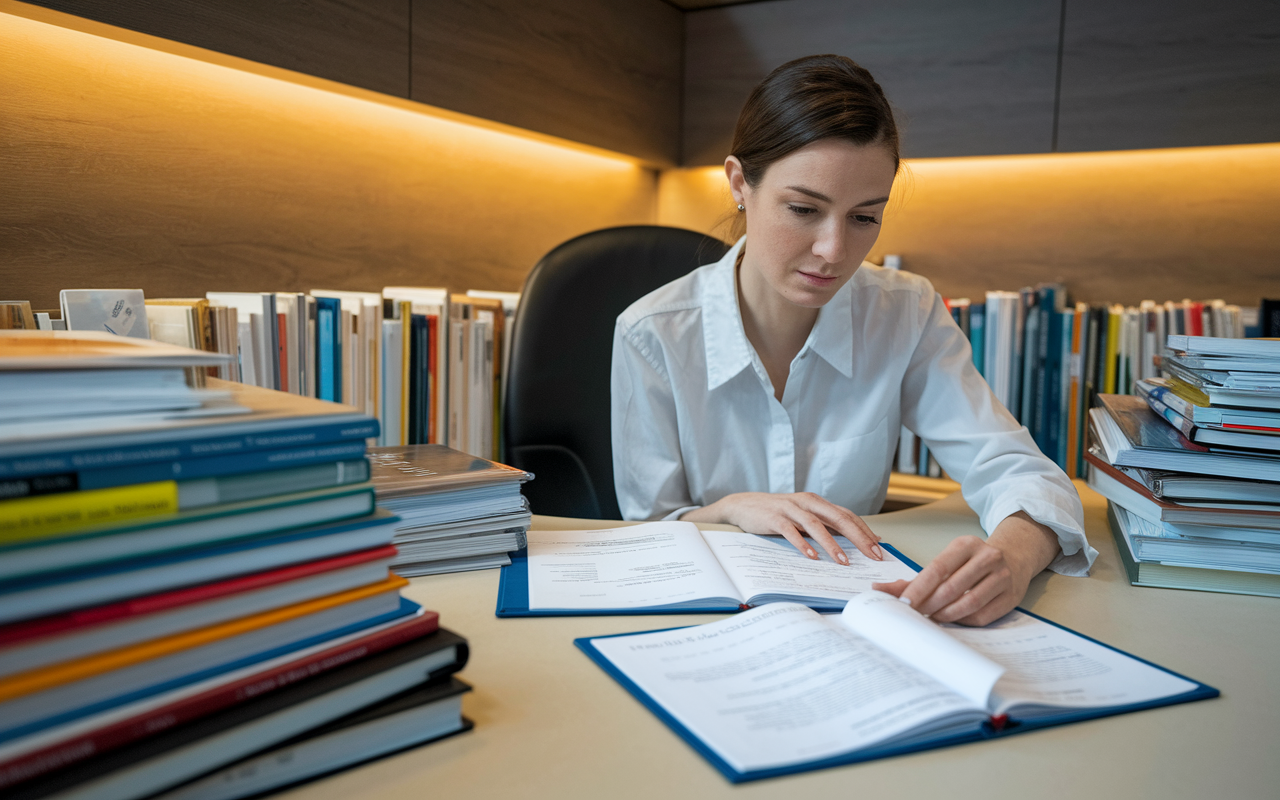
[700,530,918,605]
[526,523,742,609]
[941,611,1199,715]
[588,603,986,774]
[839,592,1005,708]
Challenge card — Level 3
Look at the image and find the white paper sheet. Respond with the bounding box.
[701,531,918,604]
[526,522,742,609]
[941,610,1199,714]
[589,603,981,773]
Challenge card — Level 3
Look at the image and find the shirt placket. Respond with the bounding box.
[751,354,796,495]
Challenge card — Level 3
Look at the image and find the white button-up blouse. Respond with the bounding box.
[610,237,1096,576]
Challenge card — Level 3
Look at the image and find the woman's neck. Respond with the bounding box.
[736,248,819,400]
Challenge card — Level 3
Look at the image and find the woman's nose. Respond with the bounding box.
[812,221,846,263]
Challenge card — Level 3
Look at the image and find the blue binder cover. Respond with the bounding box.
[574,612,1219,783]
[496,543,922,617]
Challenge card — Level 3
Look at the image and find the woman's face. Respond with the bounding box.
[729,138,897,309]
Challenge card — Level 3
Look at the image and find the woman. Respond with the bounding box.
[611,55,1096,626]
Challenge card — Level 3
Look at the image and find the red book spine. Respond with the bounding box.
[277,312,290,392]
[1189,302,1204,336]
[0,611,440,789]
[0,546,398,648]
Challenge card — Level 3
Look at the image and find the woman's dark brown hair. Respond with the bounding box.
[731,54,900,188]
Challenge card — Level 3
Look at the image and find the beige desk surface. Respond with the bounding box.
[279,481,1279,800]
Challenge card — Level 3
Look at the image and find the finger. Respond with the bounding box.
[870,579,909,597]
[789,509,851,565]
[954,589,1017,628]
[775,523,820,560]
[913,546,1004,617]
[930,570,1009,624]
[800,496,881,561]
[899,537,983,609]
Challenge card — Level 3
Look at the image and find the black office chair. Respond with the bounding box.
[503,225,730,519]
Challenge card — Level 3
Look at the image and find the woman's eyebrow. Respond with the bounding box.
[785,185,889,207]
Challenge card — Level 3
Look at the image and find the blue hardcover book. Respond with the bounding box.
[1043,301,1065,467]
[318,299,336,401]
[969,303,985,377]
[575,595,1217,783]
[73,440,367,490]
[0,594,421,745]
[496,523,921,618]
[1018,294,1040,426]
[0,510,400,625]
[0,380,378,481]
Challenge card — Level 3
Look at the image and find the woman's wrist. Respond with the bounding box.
[987,511,1060,585]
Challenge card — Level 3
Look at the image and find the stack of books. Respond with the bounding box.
[368,444,532,578]
[1084,335,1280,598]
[0,331,472,799]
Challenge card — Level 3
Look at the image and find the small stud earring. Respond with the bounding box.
[737,204,745,212]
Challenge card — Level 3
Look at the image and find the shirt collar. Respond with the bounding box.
[701,237,755,391]
[700,237,856,390]
[806,276,855,379]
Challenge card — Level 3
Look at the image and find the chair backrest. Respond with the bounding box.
[504,225,730,519]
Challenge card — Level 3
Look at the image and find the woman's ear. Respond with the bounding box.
[725,156,748,208]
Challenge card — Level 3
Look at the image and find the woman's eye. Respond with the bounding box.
[787,204,817,216]
[852,214,880,226]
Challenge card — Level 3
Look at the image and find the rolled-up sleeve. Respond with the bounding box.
[611,320,697,521]
[900,291,1097,576]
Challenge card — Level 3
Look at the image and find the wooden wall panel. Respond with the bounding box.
[657,144,1280,307]
[0,11,658,312]
[410,0,683,166]
[683,0,1061,166]
[1057,0,1280,152]
[22,0,412,97]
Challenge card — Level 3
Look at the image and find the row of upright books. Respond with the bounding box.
[895,287,1254,482]
[0,330,531,798]
[1083,334,1280,598]
[3,288,520,461]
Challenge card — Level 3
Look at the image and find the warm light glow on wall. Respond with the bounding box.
[658,144,1280,305]
[0,5,658,309]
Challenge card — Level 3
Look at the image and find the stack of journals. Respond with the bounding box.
[1085,335,1280,597]
[369,444,532,577]
[0,331,472,799]
[896,289,1250,482]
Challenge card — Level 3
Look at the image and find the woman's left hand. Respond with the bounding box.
[871,511,1060,627]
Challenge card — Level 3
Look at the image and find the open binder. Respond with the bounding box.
[575,597,1219,783]
[495,540,920,617]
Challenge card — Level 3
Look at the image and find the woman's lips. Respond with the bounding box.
[797,270,838,287]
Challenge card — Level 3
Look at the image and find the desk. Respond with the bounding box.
[278,482,1278,800]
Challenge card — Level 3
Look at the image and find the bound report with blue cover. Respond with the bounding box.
[496,521,921,617]
[576,593,1218,783]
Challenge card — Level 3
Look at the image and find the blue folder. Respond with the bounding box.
[495,542,920,617]
[575,613,1219,783]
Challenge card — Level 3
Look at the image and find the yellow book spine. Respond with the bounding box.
[0,481,179,545]
[1167,377,1212,407]
[1104,305,1122,394]
[0,574,408,703]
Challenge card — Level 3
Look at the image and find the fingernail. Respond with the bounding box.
[898,596,913,606]
[836,551,849,565]
[806,548,817,559]
[872,544,883,560]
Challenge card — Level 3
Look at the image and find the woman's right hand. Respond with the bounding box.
[680,492,883,565]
